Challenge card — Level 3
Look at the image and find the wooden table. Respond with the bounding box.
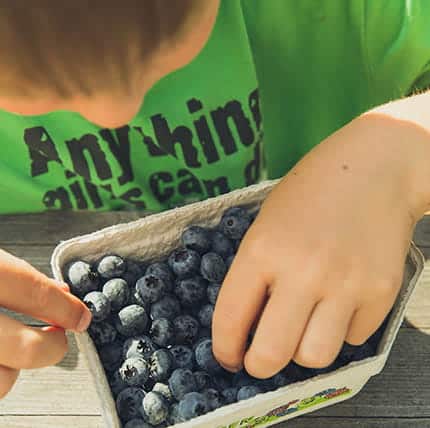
[0,211,429,428]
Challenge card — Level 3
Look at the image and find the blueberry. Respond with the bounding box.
[175,277,207,307]
[168,248,201,279]
[195,339,223,374]
[121,260,144,287]
[150,294,181,320]
[207,283,221,305]
[219,207,251,240]
[173,315,200,345]
[223,206,252,220]
[182,226,212,254]
[150,318,174,347]
[97,255,127,280]
[197,304,214,328]
[283,361,313,382]
[149,349,174,382]
[210,231,235,259]
[103,278,130,311]
[109,370,128,397]
[129,288,150,311]
[196,327,211,343]
[136,274,167,305]
[310,360,343,376]
[152,382,173,403]
[221,387,238,404]
[124,419,152,428]
[169,403,184,425]
[88,321,117,346]
[211,375,232,391]
[170,345,195,370]
[232,371,254,388]
[367,314,390,351]
[200,253,227,283]
[168,368,198,401]
[119,357,150,386]
[83,291,111,322]
[115,305,149,337]
[193,371,212,391]
[66,260,100,297]
[225,254,235,269]
[270,372,290,389]
[140,391,169,426]
[178,392,210,421]
[116,387,145,423]
[123,336,158,360]
[252,378,274,392]
[99,341,124,372]
[237,385,262,401]
[203,388,223,410]
[338,342,375,364]
[145,262,174,292]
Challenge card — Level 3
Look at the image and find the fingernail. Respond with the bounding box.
[42,325,65,333]
[76,309,92,332]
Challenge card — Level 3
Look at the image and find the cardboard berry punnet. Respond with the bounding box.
[51,178,425,428]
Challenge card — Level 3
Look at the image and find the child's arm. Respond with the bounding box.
[0,249,91,397]
[212,91,430,377]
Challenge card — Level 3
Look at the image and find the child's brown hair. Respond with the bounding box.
[0,1,201,97]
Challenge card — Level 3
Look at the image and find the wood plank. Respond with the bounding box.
[0,416,103,428]
[0,416,427,428]
[0,212,141,245]
[0,333,99,415]
[405,261,430,329]
[0,328,428,417]
[281,418,430,427]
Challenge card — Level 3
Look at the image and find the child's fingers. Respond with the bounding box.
[345,295,396,345]
[0,312,68,369]
[243,282,316,378]
[212,255,268,372]
[0,365,19,399]
[293,296,355,368]
[0,249,91,332]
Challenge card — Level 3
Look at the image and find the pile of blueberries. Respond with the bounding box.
[65,206,386,428]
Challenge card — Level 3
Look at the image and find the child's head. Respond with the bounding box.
[0,0,219,127]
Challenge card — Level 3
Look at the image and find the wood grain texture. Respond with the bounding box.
[279,418,430,427]
[0,212,428,428]
[1,416,428,428]
[0,212,141,245]
[0,416,103,428]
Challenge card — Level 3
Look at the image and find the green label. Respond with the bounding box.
[219,387,352,428]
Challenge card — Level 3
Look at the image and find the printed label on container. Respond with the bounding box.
[218,387,352,428]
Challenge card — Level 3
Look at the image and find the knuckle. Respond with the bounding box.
[30,275,51,311]
[242,233,268,262]
[375,276,399,297]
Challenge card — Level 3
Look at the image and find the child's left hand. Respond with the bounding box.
[212,112,430,378]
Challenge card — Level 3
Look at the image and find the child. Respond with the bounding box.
[0,0,430,400]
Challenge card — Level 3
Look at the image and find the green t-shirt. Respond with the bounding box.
[1,0,430,214]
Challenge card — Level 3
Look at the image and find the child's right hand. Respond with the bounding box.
[0,249,91,398]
